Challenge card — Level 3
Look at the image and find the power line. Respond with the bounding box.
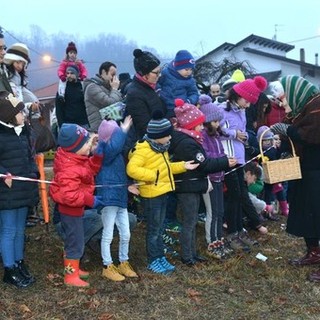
[287,35,320,44]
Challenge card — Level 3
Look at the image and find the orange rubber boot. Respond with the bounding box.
[64,259,90,287]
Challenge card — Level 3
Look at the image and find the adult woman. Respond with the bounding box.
[269,76,320,281]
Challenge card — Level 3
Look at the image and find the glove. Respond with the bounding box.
[270,123,289,136]
[93,196,104,209]
[94,141,106,156]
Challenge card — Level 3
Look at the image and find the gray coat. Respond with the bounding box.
[83,75,122,132]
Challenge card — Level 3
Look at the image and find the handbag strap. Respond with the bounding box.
[258,128,297,163]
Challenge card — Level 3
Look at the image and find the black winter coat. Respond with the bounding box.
[0,124,39,210]
[169,130,229,193]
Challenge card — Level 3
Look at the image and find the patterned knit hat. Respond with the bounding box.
[233,76,268,104]
[66,42,77,54]
[0,91,25,123]
[198,94,223,122]
[173,50,195,70]
[4,43,31,65]
[133,49,160,76]
[58,123,90,153]
[174,99,205,130]
[147,110,173,139]
[98,119,119,142]
[257,125,274,141]
[280,75,319,116]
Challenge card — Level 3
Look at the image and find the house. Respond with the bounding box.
[197,34,320,87]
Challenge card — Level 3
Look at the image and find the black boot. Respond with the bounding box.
[16,260,36,284]
[3,266,31,288]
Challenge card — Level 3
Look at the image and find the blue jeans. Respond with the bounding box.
[101,206,130,266]
[0,207,28,267]
[142,194,167,263]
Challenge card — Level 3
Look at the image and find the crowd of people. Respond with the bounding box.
[1,32,320,289]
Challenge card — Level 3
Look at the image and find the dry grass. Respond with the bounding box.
[1,168,320,319]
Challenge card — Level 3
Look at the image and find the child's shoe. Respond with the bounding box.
[226,233,251,253]
[207,241,226,260]
[162,232,179,245]
[165,221,182,233]
[118,261,138,278]
[102,264,125,281]
[239,229,259,247]
[147,258,168,274]
[279,200,289,217]
[159,256,176,272]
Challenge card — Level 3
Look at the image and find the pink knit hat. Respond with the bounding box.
[98,120,119,142]
[233,76,267,104]
[174,99,205,130]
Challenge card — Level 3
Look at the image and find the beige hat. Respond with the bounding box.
[4,43,31,65]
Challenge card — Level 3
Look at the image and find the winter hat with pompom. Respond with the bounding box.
[198,94,223,123]
[66,42,77,54]
[133,49,160,76]
[174,98,205,130]
[233,76,268,104]
[147,110,173,139]
[98,119,119,142]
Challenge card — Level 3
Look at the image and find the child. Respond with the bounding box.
[4,43,40,117]
[96,116,139,281]
[157,50,199,118]
[49,123,105,288]
[198,94,231,259]
[57,41,88,99]
[169,99,236,266]
[0,91,39,288]
[256,125,289,217]
[127,110,199,274]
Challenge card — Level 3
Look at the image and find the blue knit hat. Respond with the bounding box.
[147,110,173,139]
[198,94,223,122]
[58,123,90,153]
[173,50,195,70]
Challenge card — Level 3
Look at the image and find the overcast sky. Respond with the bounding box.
[1,0,319,64]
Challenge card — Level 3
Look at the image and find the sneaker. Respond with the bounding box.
[227,233,251,253]
[239,230,259,247]
[165,221,182,233]
[159,256,176,272]
[147,258,168,274]
[221,238,234,256]
[118,261,138,278]
[198,212,206,223]
[162,232,179,245]
[102,264,125,281]
[207,241,226,260]
[164,244,179,257]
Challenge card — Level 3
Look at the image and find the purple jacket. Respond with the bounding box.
[218,102,248,165]
[202,130,226,182]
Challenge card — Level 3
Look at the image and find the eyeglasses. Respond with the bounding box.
[0,46,7,51]
[150,70,161,76]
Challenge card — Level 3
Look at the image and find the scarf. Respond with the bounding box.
[144,135,170,153]
[135,73,157,90]
[280,76,319,117]
[175,127,203,145]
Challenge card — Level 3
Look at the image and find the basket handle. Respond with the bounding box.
[258,128,297,163]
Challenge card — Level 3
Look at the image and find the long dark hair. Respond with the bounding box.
[7,63,28,86]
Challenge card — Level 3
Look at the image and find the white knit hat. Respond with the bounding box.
[4,43,30,65]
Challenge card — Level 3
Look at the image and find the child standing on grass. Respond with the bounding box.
[96,116,139,282]
[0,91,39,288]
[49,123,105,288]
[57,41,88,99]
[127,111,199,274]
[198,94,233,259]
[169,99,236,266]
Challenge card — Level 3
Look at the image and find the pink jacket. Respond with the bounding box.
[57,59,88,81]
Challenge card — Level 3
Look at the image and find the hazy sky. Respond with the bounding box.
[1,0,319,63]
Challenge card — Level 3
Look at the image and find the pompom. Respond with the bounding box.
[175,98,185,108]
[68,41,76,46]
[253,76,268,92]
[151,110,164,120]
[133,49,143,58]
[198,94,212,106]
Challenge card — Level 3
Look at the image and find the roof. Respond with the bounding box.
[33,82,58,101]
[197,34,295,63]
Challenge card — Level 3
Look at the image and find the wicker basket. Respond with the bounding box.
[259,129,302,184]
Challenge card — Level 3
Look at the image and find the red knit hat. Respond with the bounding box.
[66,41,77,54]
[233,76,267,104]
[174,99,205,130]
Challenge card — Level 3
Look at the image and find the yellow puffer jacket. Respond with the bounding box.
[127,140,186,198]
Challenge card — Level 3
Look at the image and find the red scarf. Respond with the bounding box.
[135,73,157,90]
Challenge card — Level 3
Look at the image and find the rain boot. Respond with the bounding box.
[279,200,289,217]
[64,259,90,287]
[63,251,89,279]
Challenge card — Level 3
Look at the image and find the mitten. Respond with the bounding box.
[93,196,104,209]
[270,123,289,136]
